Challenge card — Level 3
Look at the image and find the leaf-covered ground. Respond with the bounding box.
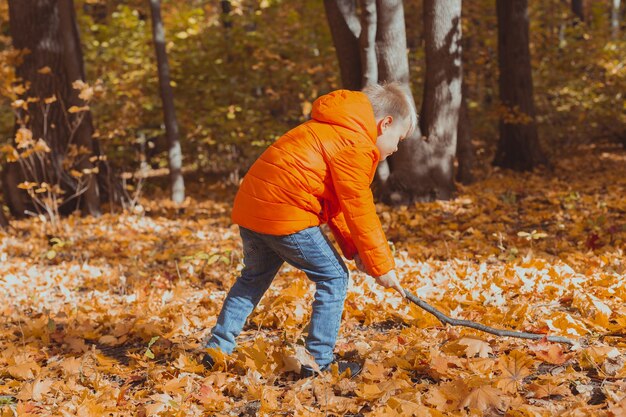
[1,143,625,416]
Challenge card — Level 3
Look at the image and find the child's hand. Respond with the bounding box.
[374,269,406,298]
[353,254,368,274]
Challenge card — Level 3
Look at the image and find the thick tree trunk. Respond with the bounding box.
[375,0,410,85]
[0,206,8,229]
[418,0,462,199]
[379,0,462,203]
[611,0,621,39]
[58,0,101,216]
[6,0,101,217]
[323,0,362,90]
[325,0,472,202]
[2,164,26,217]
[494,0,548,171]
[373,0,416,200]
[149,0,185,204]
[456,81,474,184]
[571,0,585,22]
[220,0,232,29]
[359,0,377,86]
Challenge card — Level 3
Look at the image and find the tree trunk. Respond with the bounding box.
[220,0,232,29]
[375,0,410,85]
[2,164,26,217]
[372,0,416,200]
[6,0,101,218]
[379,0,462,203]
[611,0,621,39]
[494,0,548,171]
[149,0,185,204]
[359,0,378,86]
[323,0,362,90]
[571,0,585,22]
[58,0,101,216]
[325,0,472,203]
[0,206,8,229]
[456,81,474,184]
[418,0,462,199]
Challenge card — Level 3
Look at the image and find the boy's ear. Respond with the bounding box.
[377,115,394,135]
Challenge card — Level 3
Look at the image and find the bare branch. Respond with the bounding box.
[404,290,577,345]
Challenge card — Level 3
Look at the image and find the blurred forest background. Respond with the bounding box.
[0,0,624,225]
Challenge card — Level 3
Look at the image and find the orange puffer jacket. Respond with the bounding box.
[231,90,394,277]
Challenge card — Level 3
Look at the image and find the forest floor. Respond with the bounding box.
[0,141,625,416]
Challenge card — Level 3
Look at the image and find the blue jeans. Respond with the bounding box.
[205,226,349,367]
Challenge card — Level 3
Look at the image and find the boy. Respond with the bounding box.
[202,82,417,378]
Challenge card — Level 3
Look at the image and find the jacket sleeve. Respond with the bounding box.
[328,211,357,260]
[328,146,395,277]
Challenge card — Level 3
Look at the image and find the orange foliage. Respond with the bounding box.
[0,145,624,415]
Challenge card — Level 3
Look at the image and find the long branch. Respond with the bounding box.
[404,290,576,345]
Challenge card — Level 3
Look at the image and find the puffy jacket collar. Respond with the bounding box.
[311,90,377,144]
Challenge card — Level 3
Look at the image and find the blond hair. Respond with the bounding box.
[362,82,418,137]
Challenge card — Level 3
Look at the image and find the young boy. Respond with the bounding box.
[202,82,417,378]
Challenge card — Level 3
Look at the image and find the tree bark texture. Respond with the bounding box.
[6,0,101,217]
[324,0,472,203]
[375,0,410,85]
[220,0,232,29]
[456,81,474,184]
[380,0,462,203]
[494,0,548,171]
[359,0,378,86]
[323,0,362,90]
[149,0,185,204]
[571,0,585,22]
[611,0,621,39]
[0,206,8,229]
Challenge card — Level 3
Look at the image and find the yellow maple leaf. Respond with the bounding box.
[361,360,387,381]
[7,361,40,380]
[460,384,506,412]
[60,356,82,376]
[15,378,53,402]
[192,384,228,410]
[425,379,468,412]
[532,344,571,365]
[496,350,534,393]
[172,353,205,373]
[31,379,54,402]
[527,377,570,399]
[458,336,493,358]
[355,382,383,401]
[144,393,172,416]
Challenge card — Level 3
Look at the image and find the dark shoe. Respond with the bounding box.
[201,353,215,370]
[300,360,362,379]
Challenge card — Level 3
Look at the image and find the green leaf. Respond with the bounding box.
[0,396,15,405]
[147,336,160,348]
[207,254,221,265]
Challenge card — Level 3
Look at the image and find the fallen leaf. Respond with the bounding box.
[459,337,493,358]
[532,344,571,365]
[496,350,534,393]
[527,376,571,399]
[461,384,506,412]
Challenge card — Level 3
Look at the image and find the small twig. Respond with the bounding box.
[599,332,626,341]
[174,259,182,281]
[404,290,577,346]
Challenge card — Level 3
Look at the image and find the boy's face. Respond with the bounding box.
[375,116,410,161]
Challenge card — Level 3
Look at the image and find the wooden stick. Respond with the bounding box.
[403,290,577,345]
